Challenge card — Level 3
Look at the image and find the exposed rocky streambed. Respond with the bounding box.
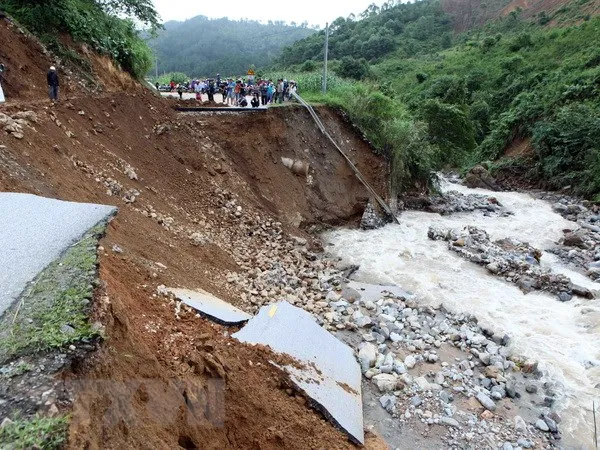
[323,178,600,449]
[148,170,600,449]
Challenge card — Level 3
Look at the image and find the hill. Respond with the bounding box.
[272,0,600,197]
[148,16,316,77]
[442,0,600,31]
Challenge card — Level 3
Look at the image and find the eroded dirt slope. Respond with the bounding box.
[0,87,388,448]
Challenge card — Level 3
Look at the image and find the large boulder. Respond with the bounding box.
[465,165,500,191]
[562,231,588,249]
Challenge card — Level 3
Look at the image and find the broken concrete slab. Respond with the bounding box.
[166,288,252,325]
[0,193,116,317]
[233,302,364,444]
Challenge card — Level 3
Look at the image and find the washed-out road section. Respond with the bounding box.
[0,193,116,317]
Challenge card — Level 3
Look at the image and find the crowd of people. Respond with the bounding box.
[156,74,298,108]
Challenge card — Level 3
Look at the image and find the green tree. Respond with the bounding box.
[335,56,371,80]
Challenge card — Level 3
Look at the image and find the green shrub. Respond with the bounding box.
[420,99,476,163]
[532,103,600,195]
[300,60,317,72]
[335,56,371,80]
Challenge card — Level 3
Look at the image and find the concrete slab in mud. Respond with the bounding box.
[0,193,116,317]
[167,288,252,325]
[233,302,364,444]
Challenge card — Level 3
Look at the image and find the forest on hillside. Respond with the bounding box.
[271,0,600,199]
[0,0,157,79]
[148,16,316,77]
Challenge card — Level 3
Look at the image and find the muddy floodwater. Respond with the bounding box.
[325,179,600,447]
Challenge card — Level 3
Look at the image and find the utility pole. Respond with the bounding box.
[322,22,329,95]
[155,55,158,80]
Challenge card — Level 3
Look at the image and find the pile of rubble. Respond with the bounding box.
[541,195,600,281]
[428,225,593,301]
[0,110,38,139]
[402,190,511,217]
[313,284,561,448]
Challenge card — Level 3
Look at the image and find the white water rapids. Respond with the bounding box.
[325,179,600,447]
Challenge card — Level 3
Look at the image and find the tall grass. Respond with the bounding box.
[265,69,439,190]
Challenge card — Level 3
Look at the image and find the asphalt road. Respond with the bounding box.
[0,193,116,317]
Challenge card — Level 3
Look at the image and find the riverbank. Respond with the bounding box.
[325,176,600,448]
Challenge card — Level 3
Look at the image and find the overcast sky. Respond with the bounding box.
[152,0,392,26]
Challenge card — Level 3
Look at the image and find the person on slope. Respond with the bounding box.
[177,84,184,100]
[0,63,5,104]
[47,66,59,103]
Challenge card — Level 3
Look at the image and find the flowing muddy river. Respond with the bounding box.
[325,178,600,447]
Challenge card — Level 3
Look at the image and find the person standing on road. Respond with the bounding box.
[194,80,203,101]
[47,66,59,103]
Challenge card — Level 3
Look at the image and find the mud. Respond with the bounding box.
[0,70,389,450]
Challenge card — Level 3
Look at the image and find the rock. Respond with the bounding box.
[572,284,594,299]
[372,373,399,392]
[361,199,389,230]
[341,286,361,303]
[125,168,138,180]
[521,360,538,373]
[490,385,505,400]
[1,418,14,429]
[506,383,519,399]
[514,415,527,432]
[434,373,445,385]
[415,376,433,391]
[48,403,60,417]
[426,353,438,363]
[393,361,406,374]
[404,354,417,369]
[484,366,500,379]
[411,396,423,407]
[439,417,460,428]
[358,343,377,372]
[475,392,496,411]
[535,419,550,432]
[543,416,558,433]
[379,394,396,410]
[517,438,533,449]
[562,231,587,249]
[453,238,466,247]
[389,332,402,342]
[60,324,76,335]
[558,291,573,302]
[480,410,494,420]
[364,368,380,379]
[502,443,514,450]
[112,244,123,253]
[155,123,170,135]
[439,391,452,404]
[356,316,372,328]
[465,165,500,191]
[479,352,491,365]
[525,384,538,394]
